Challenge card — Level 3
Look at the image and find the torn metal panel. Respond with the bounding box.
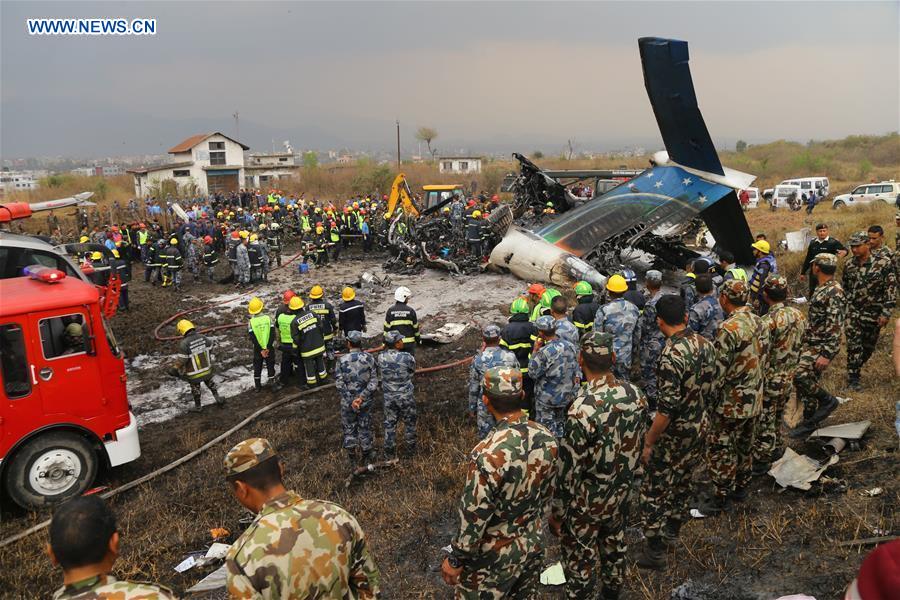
[810,420,871,440]
[769,447,839,491]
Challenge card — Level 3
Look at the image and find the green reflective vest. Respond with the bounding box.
[276,312,294,345]
[250,315,271,349]
[330,227,340,243]
[138,230,149,245]
[727,267,748,283]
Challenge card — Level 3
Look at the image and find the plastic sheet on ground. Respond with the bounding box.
[769,447,839,490]
[187,563,229,593]
[809,420,871,440]
[539,562,566,585]
[421,322,468,344]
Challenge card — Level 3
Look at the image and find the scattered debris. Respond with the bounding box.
[421,323,468,345]
[174,554,201,573]
[809,420,870,439]
[210,527,229,540]
[205,542,231,560]
[441,545,453,554]
[344,458,400,488]
[187,563,229,593]
[689,509,707,519]
[769,448,839,490]
[860,487,884,497]
[784,228,812,252]
[836,535,899,547]
[539,562,566,586]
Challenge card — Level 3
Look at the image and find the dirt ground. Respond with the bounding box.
[1,208,898,599]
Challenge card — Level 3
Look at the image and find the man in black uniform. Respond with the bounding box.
[500,297,538,413]
[800,224,847,297]
[291,301,328,387]
[384,286,420,355]
[572,281,599,337]
[307,284,339,369]
[338,287,367,337]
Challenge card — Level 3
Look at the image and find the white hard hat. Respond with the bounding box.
[395,286,412,302]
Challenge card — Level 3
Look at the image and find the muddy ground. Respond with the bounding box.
[1,238,897,599]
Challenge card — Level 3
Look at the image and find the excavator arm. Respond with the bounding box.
[385,173,421,219]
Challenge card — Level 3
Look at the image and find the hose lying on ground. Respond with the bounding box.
[0,355,472,550]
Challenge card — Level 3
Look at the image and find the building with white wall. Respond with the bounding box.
[438,156,482,174]
[244,153,299,189]
[0,171,40,194]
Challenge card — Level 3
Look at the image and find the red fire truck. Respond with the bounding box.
[0,265,140,509]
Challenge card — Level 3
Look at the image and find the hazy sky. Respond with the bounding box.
[2,1,898,158]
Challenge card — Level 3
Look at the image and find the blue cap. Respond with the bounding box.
[384,330,403,345]
[535,315,557,332]
[346,330,363,344]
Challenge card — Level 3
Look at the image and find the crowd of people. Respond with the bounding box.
[44,207,899,599]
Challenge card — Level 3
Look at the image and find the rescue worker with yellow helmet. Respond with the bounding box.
[290,296,328,387]
[307,285,338,370]
[247,297,278,392]
[338,286,366,338]
[161,238,184,291]
[593,273,641,381]
[466,210,484,257]
[171,319,223,412]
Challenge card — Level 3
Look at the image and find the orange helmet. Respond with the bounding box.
[282,290,296,304]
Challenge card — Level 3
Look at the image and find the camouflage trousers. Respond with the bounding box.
[705,412,757,500]
[639,351,661,410]
[753,380,791,465]
[846,315,881,379]
[188,378,218,407]
[561,516,626,598]
[340,399,373,453]
[640,442,700,541]
[794,349,832,420]
[535,400,568,438]
[206,265,216,282]
[612,360,631,383]
[236,265,250,285]
[476,398,497,439]
[456,550,541,600]
[383,393,417,451]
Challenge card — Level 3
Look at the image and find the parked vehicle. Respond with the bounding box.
[740,187,760,209]
[763,177,830,201]
[832,181,900,209]
[770,184,803,210]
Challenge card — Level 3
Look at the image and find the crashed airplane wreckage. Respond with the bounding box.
[387,37,756,288]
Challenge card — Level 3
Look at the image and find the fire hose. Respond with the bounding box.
[0,355,473,549]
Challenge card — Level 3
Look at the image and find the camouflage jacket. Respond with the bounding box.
[593,298,641,368]
[554,318,580,348]
[842,252,897,321]
[689,294,725,341]
[761,302,806,388]
[713,306,767,419]
[451,415,558,569]
[803,279,846,359]
[335,350,378,406]
[468,346,519,413]
[226,491,380,600]
[551,376,647,523]
[528,338,579,407]
[655,329,715,452]
[376,348,416,396]
[53,575,177,600]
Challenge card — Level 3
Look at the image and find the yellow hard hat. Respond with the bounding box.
[289,296,304,310]
[472,210,482,218]
[176,319,195,336]
[239,230,249,239]
[751,240,771,254]
[316,226,324,233]
[342,287,355,301]
[309,285,324,299]
[248,297,264,315]
[606,274,628,293]
[170,238,178,245]
[90,251,102,260]
[79,236,89,243]
[250,234,258,242]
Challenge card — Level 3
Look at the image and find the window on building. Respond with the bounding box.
[39,313,88,360]
[209,152,226,166]
[173,170,190,178]
[1,323,30,399]
[459,161,469,171]
[279,157,288,162]
[442,162,452,171]
[209,141,225,150]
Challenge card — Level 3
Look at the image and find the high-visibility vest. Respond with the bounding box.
[330,227,340,243]
[138,230,149,245]
[727,267,748,283]
[277,312,295,345]
[250,315,271,349]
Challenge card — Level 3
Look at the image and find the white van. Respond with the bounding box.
[770,184,802,209]
[763,177,830,201]
[740,187,759,209]
[832,181,900,209]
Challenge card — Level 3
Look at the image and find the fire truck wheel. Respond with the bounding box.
[4,432,98,510]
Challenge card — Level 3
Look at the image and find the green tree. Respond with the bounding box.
[532,150,544,159]
[93,178,108,200]
[415,126,438,160]
[302,151,318,169]
[858,158,873,179]
[735,140,747,153]
[479,166,505,195]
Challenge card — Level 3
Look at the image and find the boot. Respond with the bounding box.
[809,395,839,425]
[361,449,375,466]
[847,375,861,391]
[383,447,396,461]
[189,399,202,413]
[695,492,727,515]
[214,391,225,406]
[661,519,683,546]
[635,537,666,570]
[254,379,262,392]
[752,460,771,476]
[600,586,621,600]
[788,420,816,439]
[730,485,749,502]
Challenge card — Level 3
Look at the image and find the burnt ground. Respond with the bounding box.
[1,244,898,600]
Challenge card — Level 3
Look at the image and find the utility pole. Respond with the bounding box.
[396,120,401,169]
[233,111,240,141]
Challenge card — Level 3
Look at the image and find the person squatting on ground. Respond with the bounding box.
[701,279,767,513]
[335,330,378,469]
[377,331,417,459]
[247,297,277,392]
[637,294,715,570]
[754,275,805,472]
[171,319,223,412]
[528,315,579,438]
[594,274,641,381]
[48,496,177,600]
[443,366,558,599]
[223,438,380,599]
[550,331,647,600]
[468,324,519,438]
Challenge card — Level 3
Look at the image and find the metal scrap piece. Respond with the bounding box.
[809,420,871,440]
[769,447,839,490]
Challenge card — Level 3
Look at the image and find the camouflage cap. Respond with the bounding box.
[764,274,789,292]
[224,437,277,476]
[534,315,557,332]
[645,269,663,282]
[384,330,403,345]
[482,366,523,397]
[721,278,749,304]
[482,324,502,339]
[581,331,614,357]
[346,330,363,344]
[813,252,837,267]
[848,231,868,246]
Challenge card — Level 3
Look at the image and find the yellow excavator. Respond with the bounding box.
[384,173,466,219]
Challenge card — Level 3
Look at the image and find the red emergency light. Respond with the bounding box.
[23,264,66,283]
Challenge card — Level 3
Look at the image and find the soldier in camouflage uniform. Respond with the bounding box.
[639,270,665,410]
[528,316,580,437]
[790,253,846,438]
[549,332,647,600]
[468,324,519,438]
[335,331,379,467]
[443,367,558,599]
[702,279,767,513]
[594,274,641,381]
[49,496,177,600]
[753,275,806,471]
[843,231,897,390]
[377,330,418,458]
[550,296,580,347]
[637,295,715,570]
[688,274,725,341]
[224,438,380,599]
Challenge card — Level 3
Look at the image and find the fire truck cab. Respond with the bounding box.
[0,266,139,509]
